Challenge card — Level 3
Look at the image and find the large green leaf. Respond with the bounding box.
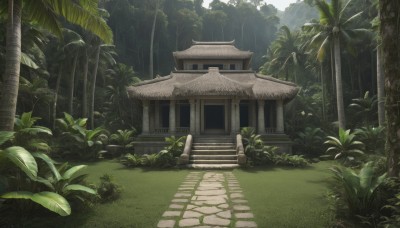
[0,131,15,146]
[19,127,52,136]
[32,152,62,181]
[0,191,71,216]
[0,146,38,179]
[63,165,87,180]
[63,184,96,195]
[21,52,39,69]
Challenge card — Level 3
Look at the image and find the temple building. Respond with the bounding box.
[128,41,299,165]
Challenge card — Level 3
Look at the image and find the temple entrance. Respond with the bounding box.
[204,105,225,133]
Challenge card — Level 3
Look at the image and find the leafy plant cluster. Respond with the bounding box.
[0,112,126,225]
[55,113,104,160]
[240,127,309,168]
[120,136,186,169]
[321,127,394,226]
[96,174,122,203]
[323,127,386,167]
[0,130,96,218]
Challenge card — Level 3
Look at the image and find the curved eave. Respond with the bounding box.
[127,75,175,100]
[252,74,299,100]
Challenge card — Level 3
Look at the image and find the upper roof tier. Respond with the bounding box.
[173,40,253,60]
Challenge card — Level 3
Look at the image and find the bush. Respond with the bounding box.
[110,129,136,153]
[294,127,325,157]
[274,154,309,167]
[120,153,141,168]
[323,128,365,166]
[240,129,309,167]
[330,162,386,222]
[97,174,122,203]
[55,113,104,160]
[354,126,385,155]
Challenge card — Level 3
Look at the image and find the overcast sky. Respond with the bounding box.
[202,0,299,11]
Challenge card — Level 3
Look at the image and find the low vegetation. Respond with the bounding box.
[241,127,309,168]
[120,135,186,168]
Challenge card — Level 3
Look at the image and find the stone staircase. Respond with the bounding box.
[187,136,239,168]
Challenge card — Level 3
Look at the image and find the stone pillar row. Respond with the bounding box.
[143,99,285,135]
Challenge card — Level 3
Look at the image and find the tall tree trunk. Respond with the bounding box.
[330,44,337,117]
[0,0,22,131]
[333,36,346,129]
[377,45,385,127]
[149,0,159,79]
[357,66,363,97]
[68,54,78,115]
[89,45,101,129]
[379,0,400,177]
[52,64,63,129]
[82,48,89,118]
[321,63,326,121]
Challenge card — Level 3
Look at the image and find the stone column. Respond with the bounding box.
[231,99,236,134]
[235,100,240,132]
[276,99,284,133]
[250,100,257,128]
[142,100,150,134]
[154,101,159,129]
[169,100,176,133]
[224,100,229,134]
[257,100,266,134]
[189,99,195,133]
[149,102,154,132]
[195,99,201,135]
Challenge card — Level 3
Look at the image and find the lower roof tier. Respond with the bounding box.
[127,68,299,101]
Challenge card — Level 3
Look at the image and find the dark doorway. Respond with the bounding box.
[204,105,224,129]
[180,104,190,127]
[203,64,223,70]
[240,103,249,127]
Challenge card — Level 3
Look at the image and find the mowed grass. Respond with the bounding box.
[34,161,190,228]
[234,161,335,228]
[28,161,334,227]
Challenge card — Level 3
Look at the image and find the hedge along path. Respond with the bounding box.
[157,171,257,228]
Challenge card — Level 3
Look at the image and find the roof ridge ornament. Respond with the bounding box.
[192,40,235,45]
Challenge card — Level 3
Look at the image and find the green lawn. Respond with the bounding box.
[31,161,190,228]
[234,161,335,228]
[23,161,334,227]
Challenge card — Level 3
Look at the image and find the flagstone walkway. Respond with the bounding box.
[157,171,257,228]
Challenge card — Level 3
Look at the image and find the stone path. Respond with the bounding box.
[157,171,257,228]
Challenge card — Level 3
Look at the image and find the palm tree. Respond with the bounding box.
[149,0,160,79]
[89,43,116,129]
[268,26,306,83]
[63,31,85,115]
[303,0,368,129]
[0,0,113,131]
[105,63,140,128]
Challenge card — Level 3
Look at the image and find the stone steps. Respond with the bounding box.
[191,149,236,155]
[190,160,238,164]
[190,155,238,160]
[189,136,237,167]
[186,164,240,169]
